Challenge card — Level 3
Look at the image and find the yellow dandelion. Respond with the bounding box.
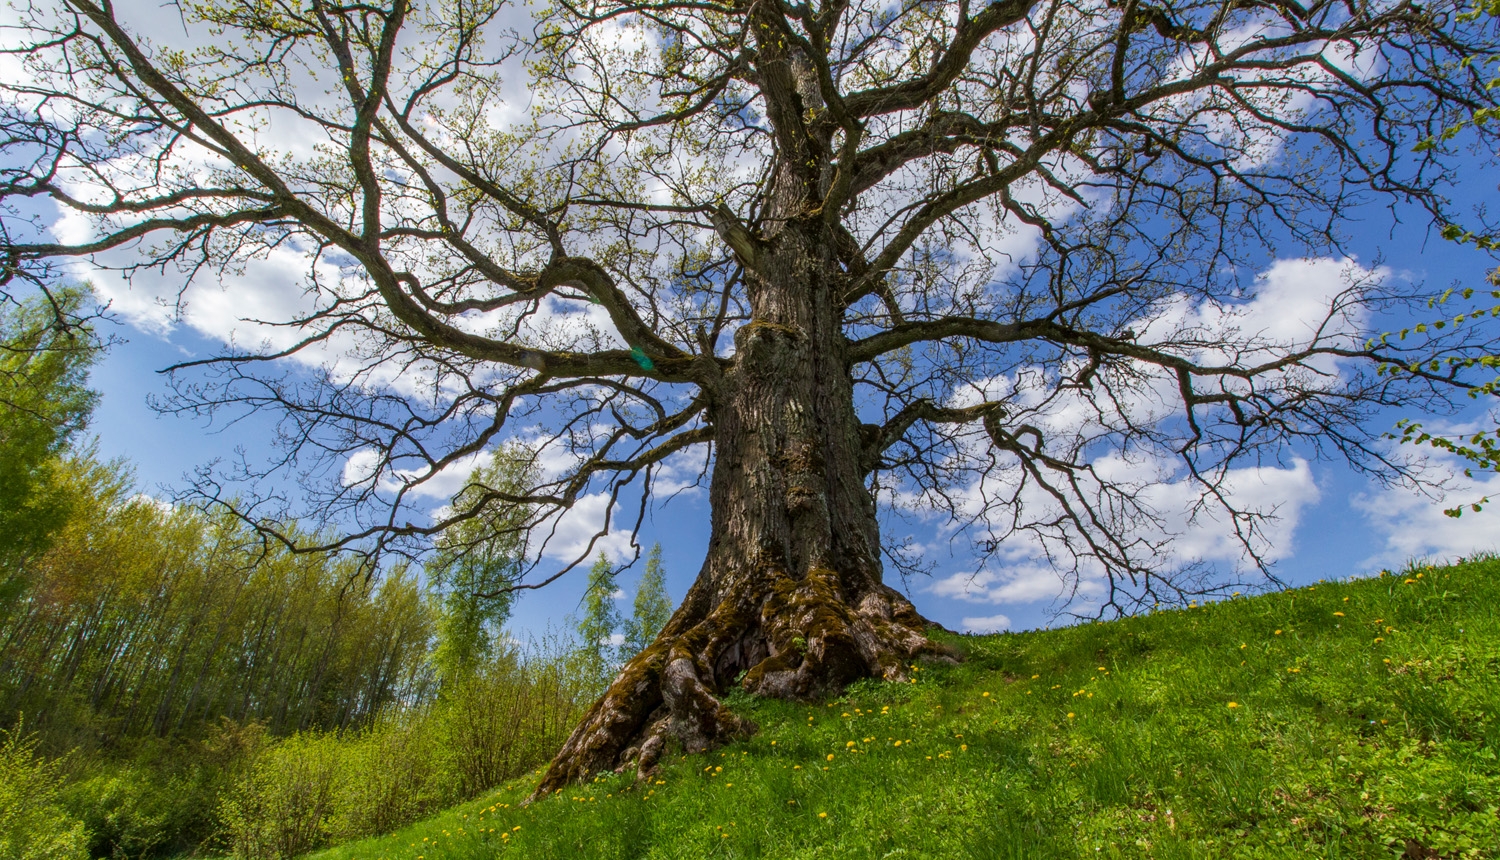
[982,691,990,697]
[846,741,855,748]
[1374,637,1384,643]
[1227,702,1239,709]
[1066,712,1075,719]
[1333,612,1345,617]
[818,812,828,819]
[826,754,835,761]
[1274,629,1283,635]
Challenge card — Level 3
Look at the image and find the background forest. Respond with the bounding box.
[0,288,673,859]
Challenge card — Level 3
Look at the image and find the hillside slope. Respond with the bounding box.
[314,559,1500,860]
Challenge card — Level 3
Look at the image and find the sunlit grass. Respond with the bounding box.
[312,557,1500,859]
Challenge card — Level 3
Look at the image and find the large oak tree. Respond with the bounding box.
[2,0,1497,792]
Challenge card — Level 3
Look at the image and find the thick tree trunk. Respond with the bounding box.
[531,218,951,798]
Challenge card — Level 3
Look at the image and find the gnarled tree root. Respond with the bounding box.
[528,568,954,801]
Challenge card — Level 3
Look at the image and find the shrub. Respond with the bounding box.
[218,732,342,860]
[58,765,172,859]
[0,724,88,860]
[330,716,446,839]
[434,648,585,798]
[219,639,590,858]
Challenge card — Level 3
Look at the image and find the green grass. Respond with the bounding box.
[313,559,1500,860]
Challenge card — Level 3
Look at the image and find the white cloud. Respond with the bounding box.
[339,448,491,501]
[1353,439,1500,568]
[537,491,637,564]
[960,613,1012,634]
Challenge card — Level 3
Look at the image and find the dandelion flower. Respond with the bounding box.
[982,692,990,697]
[1274,629,1282,635]
[818,812,828,819]
[826,754,835,761]
[1066,712,1075,719]
[1227,702,1239,709]
[1333,612,1345,617]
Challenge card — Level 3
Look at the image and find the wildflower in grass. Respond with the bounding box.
[1334,612,1345,617]
[982,691,990,697]
[1227,702,1239,709]
[1067,712,1075,719]
[893,740,902,746]
[1374,637,1384,643]
[846,741,855,748]
[826,754,835,761]
[819,812,828,818]
[960,744,968,751]
[1274,629,1282,635]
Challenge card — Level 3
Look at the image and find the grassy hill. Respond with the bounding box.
[312,559,1500,860]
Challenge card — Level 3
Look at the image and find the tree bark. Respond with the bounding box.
[531,216,951,798]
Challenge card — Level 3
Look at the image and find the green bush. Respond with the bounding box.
[218,733,342,860]
[58,765,171,859]
[0,724,89,860]
[330,716,446,839]
[434,650,585,799]
[219,642,589,858]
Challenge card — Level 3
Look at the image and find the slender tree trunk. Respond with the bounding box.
[532,214,951,797]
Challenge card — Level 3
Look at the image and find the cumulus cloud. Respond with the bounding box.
[924,256,1368,613]
[340,448,492,501]
[536,491,637,564]
[1353,434,1500,568]
[960,613,1012,634]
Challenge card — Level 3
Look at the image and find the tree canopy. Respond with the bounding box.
[0,285,99,575]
